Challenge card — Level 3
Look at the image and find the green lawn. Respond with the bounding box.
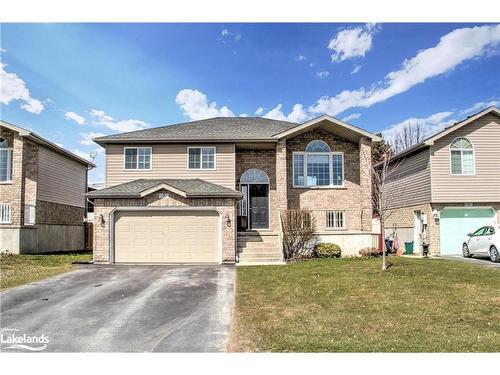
[0,252,92,290]
[229,257,500,352]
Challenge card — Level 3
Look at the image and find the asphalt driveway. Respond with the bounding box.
[0,265,235,352]
[440,255,500,268]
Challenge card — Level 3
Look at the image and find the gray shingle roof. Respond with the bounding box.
[86,178,242,199]
[94,117,297,144]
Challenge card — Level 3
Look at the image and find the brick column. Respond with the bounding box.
[359,136,372,231]
[11,135,25,227]
[275,139,288,229]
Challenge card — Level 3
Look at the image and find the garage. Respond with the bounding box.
[114,209,221,263]
[439,207,497,255]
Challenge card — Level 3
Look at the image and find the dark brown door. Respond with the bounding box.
[250,184,269,229]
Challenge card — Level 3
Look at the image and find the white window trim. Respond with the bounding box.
[326,210,347,230]
[0,203,12,224]
[292,151,345,188]
[123,147,153,171]
[187,146,217,170]
[24,204,36,225]
[449,137,475,176]
[0,147,13,184]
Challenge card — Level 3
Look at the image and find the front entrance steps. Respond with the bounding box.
[237,231,284,265]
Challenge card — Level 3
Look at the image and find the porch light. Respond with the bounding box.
[432,209,439,220]
[225,213,231,227]
[99,214,105,226]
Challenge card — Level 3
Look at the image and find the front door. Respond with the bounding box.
[249,184,269,229]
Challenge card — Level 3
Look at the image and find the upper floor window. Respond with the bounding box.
[0,137,13,182]
[188,147,215,170]
[450,137,474,175]
[124,147,151,170]
[293,140,344,187]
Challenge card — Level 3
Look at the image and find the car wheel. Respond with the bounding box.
[462,243,472,258]
[489,246,500,263]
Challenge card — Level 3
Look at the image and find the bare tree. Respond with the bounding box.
[356,145,404,270]
[371,152,404,270]
[391,121,427,153]
[281,209,318,260]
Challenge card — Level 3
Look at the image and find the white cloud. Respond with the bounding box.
[341,113,361,122]
[220,28,241,42]
[255,107,265,116]
[90,109,149,132]
[309,62,316,68]
[72,149,93,161]
[0,48,6,53]
[311,24,500,116]
[316,70,330,79]
[1,63,44,114]
[239,113,249,117]
[80,132,106,146]
[65,111,86,125]
[263,104,309,123]
[328,23,379,62]
[296,54,307,61]
[382,111,455,146]
[351,65,362,75]
[459,99,499,115]
[175,89,235,120]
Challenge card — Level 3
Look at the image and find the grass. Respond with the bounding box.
[0,251,92,290]
[229,257,500,352]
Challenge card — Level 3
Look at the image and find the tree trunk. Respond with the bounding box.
[381,219,387,270]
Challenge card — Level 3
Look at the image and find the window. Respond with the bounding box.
[0,203,11,223]
[472,227,486,236]
[450,138,474,175]
[24,205,36,225]
[124,147,151,170]
[188,147,215,169]
[293,140,344,187]
[0,137,13,182]
[326,211,346,229]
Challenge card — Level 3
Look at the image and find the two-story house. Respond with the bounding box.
[382,106,500,256]
[87,115,381,264]
[0,121,95,253]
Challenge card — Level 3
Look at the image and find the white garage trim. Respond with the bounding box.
[109,206,223,264]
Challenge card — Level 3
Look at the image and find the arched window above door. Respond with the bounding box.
[240,168,269,184]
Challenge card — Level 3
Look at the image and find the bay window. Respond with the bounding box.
[292,140,344,187]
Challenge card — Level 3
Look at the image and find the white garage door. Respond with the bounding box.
[114,210,220,263]
[440,207,496,255]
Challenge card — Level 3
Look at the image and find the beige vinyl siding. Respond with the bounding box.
[105,143,236,189]
[383,148,431,209]
[37,146,87,208]
[431,113,500,202]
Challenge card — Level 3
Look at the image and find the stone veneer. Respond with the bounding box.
[36,200,85,226]
[285,128,372,232]
[92,191,237,263]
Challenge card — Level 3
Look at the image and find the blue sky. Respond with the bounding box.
[1,23,499,183]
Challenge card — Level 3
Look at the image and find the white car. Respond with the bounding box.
[462,225,500,262]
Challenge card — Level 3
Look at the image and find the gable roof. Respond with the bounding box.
[385,106,500,163]
[1,120,96,168]
[94,117,297,146]
[273,114,381,142]
[86,178,243,199]
[93,115,381,145]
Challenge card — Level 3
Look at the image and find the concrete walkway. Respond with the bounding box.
[0,265,235,352]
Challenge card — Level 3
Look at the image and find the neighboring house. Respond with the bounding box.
[382,106,500,256]
[87,115,380,264]
[0,121,95,253]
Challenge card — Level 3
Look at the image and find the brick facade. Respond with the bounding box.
[235,148,278,230]
[92,191,237,263]
[1,125,88,253]
[285,128,373,232]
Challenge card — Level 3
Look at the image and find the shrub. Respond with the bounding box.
[359,247,379,257]
[281,209,317,260]
[314,243,341,258]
